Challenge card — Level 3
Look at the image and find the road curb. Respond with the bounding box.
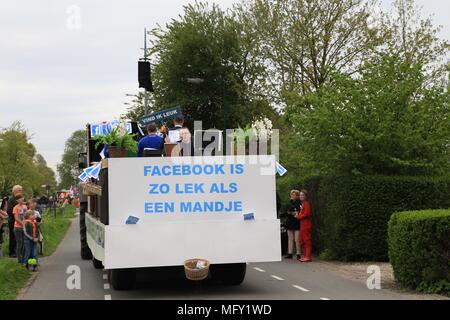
[16,266,43,300]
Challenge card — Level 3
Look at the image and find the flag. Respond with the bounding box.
[243,212,255,221]
[125,215,140,225]
[276,161,287,176]
[99,145,106,159]
[78,171,89,182]
[88,163,102,180]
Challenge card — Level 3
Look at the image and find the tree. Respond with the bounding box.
[57,130,86,189]
[148,1,274,130]
[0,121,56,197]
[285,54,450,176]
[242,0,383,98]
[380,0,449,82]
[121,92,155,122]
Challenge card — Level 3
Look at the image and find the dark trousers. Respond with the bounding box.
[0,225,3,257]
[14,228,24,263]
[8,216,16,256]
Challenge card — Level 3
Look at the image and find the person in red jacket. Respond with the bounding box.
[295,190,312,262]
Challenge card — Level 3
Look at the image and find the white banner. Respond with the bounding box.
[108,156,277,225]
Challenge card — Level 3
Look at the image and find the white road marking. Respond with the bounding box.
[104,295,112,300]
[104,283,110,290]
[103,274,108,280]
[253,267,266,273]
[320,297,331,300]
[292,285,310,292]
[270,275,285,281]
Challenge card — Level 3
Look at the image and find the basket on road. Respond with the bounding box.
[184,258,210,281]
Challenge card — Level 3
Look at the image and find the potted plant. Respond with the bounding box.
[93,121,138,158]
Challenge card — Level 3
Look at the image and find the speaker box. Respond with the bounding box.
[138,61,153,92]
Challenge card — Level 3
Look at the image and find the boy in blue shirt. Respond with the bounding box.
[138,124,164,157]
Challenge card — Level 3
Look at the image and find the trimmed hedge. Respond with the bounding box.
[303,175,450,261]
[388,210,450,294]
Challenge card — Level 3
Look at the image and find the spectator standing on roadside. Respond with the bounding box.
[13,195,28,264]
[7,185,23,258]
[28,199,44,255]
[280,190,301,259]
[295,190,313,263]
[60,197,69,217]
[23,210,40,271]
[0,199,8,258]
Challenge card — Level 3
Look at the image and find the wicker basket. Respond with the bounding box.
[82,186,96,196]
[82,182,102,196]
[184,258,210,281]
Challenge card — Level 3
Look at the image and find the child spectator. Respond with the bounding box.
[23,210,40,271]
[60,197,69,217]
[28,199,44,255]
[13,195,28,264]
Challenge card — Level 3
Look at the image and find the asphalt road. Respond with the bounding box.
[18,215,441,300]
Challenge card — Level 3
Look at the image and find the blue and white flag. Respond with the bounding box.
[83,165,96,176]
[126,122,133,134]
[88,163,102,180]
[78,162,102,181]
[78,171,89,182]
[99,145,106,159]
[276,161,288,176]
[91,120,133,138]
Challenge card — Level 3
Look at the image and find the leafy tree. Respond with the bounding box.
[380,0,449,82]
[57,130,86,190]
[0,121,56,197]
[241,0,383,98]
[148,1,274,130]
[285,54,450,176]
[121,92,156,122]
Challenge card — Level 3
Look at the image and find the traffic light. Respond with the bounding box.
[138,60,153,92]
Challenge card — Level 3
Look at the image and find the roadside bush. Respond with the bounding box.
[303,175,450,261]
[388,210,450,295]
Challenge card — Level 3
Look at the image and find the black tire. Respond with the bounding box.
[210,263,246,285]
[79,203,92,260]
[109,269,136,290]
[92,257,104,269]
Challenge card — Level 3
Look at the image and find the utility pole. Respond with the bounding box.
[143,28,149,115]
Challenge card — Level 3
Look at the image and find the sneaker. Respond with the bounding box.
[299,258,312,263]
[283,254,293,259]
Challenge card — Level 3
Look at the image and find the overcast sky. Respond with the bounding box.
[0,0,448,177]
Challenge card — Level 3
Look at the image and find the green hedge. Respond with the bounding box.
[388,210,450,294]
[303,175,450,261]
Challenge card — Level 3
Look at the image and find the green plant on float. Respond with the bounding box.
[92,127,138,154]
